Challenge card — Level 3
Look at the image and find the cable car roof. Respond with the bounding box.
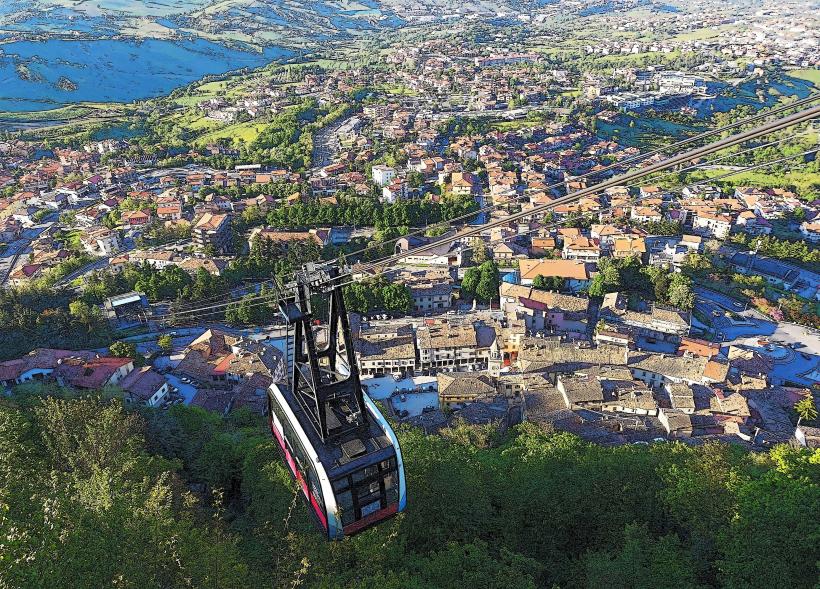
[275,382,394,478]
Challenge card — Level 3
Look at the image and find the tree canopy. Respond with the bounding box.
[0,385,820,589]
[1,391,818,589]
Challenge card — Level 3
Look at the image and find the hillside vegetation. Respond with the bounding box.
[1,389,818,588]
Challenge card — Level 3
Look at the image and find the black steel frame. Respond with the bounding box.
[280,264,367,442]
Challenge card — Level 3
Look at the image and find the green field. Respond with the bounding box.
[491,119,543,132]
[194,120,269,145]
[788,69,820,86]
[0,102,126,122]
[678,168,820,198]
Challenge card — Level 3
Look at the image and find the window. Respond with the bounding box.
[332,454,398,526]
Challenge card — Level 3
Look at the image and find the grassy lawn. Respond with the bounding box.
[188,116,222,131]
[378,84,418,96]
[682,168,820,198]
[57,229,83,251]
[788,69,820,86]
[194,120,268,146]
[0,105,94,122]
[491,119,543,132]
[0,101,127,123]
[172,95,214,107]
[594,50,681,65]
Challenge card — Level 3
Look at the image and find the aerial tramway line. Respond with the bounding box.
[156,99,820,540]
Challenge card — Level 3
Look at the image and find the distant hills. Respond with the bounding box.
[0,0,666,49]
[0,0,399,48]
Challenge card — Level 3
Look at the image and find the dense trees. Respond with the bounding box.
[265,194,479,231]
[461,261,501,303]
[588,256,695,310]
[0,285,112,361]
[729,233,820,267]
[533,274,565,291]
[225,286,279,326]
[344,277,413,314]
[1,393,818,589]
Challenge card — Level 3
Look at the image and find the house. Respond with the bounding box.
[437,372,496,409]
[665,383,696,413]
[193,213,232,253]
[646,234,703,267]
[492,241,516,263]
[517,259,592,293]
[516,337,629,376]
[591,224,627,251]
[629,353,727,388]
[630,206,662,224]
[562,237,601,263]
[692,211,733,239]
[658,408,693,438]
[9,263,44,285]
[611,236,646,260]
[394,236,465,267]
[179,257,229,276]
[728,252,802,290]
[601,292,689,342]
[54,356,135,390]
[13,206,39,225]
[80,227,120,256]
[157,202,183,221]
[119,366,169,407]
[734,211,772,235]
[355,331,417,377]
[499,282,589,337]
[450,171,481,196]
[371,164,396,187]
[678,337,720,358]
[601,381,658,416]
[0,218,22,242]
[0,348,98,387]
[382,179,408,203]
[415,321,497,372]
[121,209,152,227]
[799,221,820,243]
[556,372,604,409]
[595,328,633,348]
[175,329,284,388]
[128,250,178,270]
[530,236,556,256]
[407,279,453,313]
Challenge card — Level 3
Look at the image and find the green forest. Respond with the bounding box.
[1,389,817,588]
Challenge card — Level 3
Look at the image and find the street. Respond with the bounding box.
[0,218,57,286]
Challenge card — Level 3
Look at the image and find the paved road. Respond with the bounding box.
[311,116,352,172]
[0,219,56,286]
[55,255,110,287]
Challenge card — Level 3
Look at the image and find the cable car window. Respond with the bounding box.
[386,487,398,504]
[351,465,378,483]
[337,490,354,525]
[332,477,349,492]
[383,472,396,491]
[360,500,381,518]
[357,481,381,501]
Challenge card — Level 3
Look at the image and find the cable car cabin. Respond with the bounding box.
[267,264,406,540]
[268,382,406,540]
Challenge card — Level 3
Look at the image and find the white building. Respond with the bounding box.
[372,165,397,187]
[80,227,121,257]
